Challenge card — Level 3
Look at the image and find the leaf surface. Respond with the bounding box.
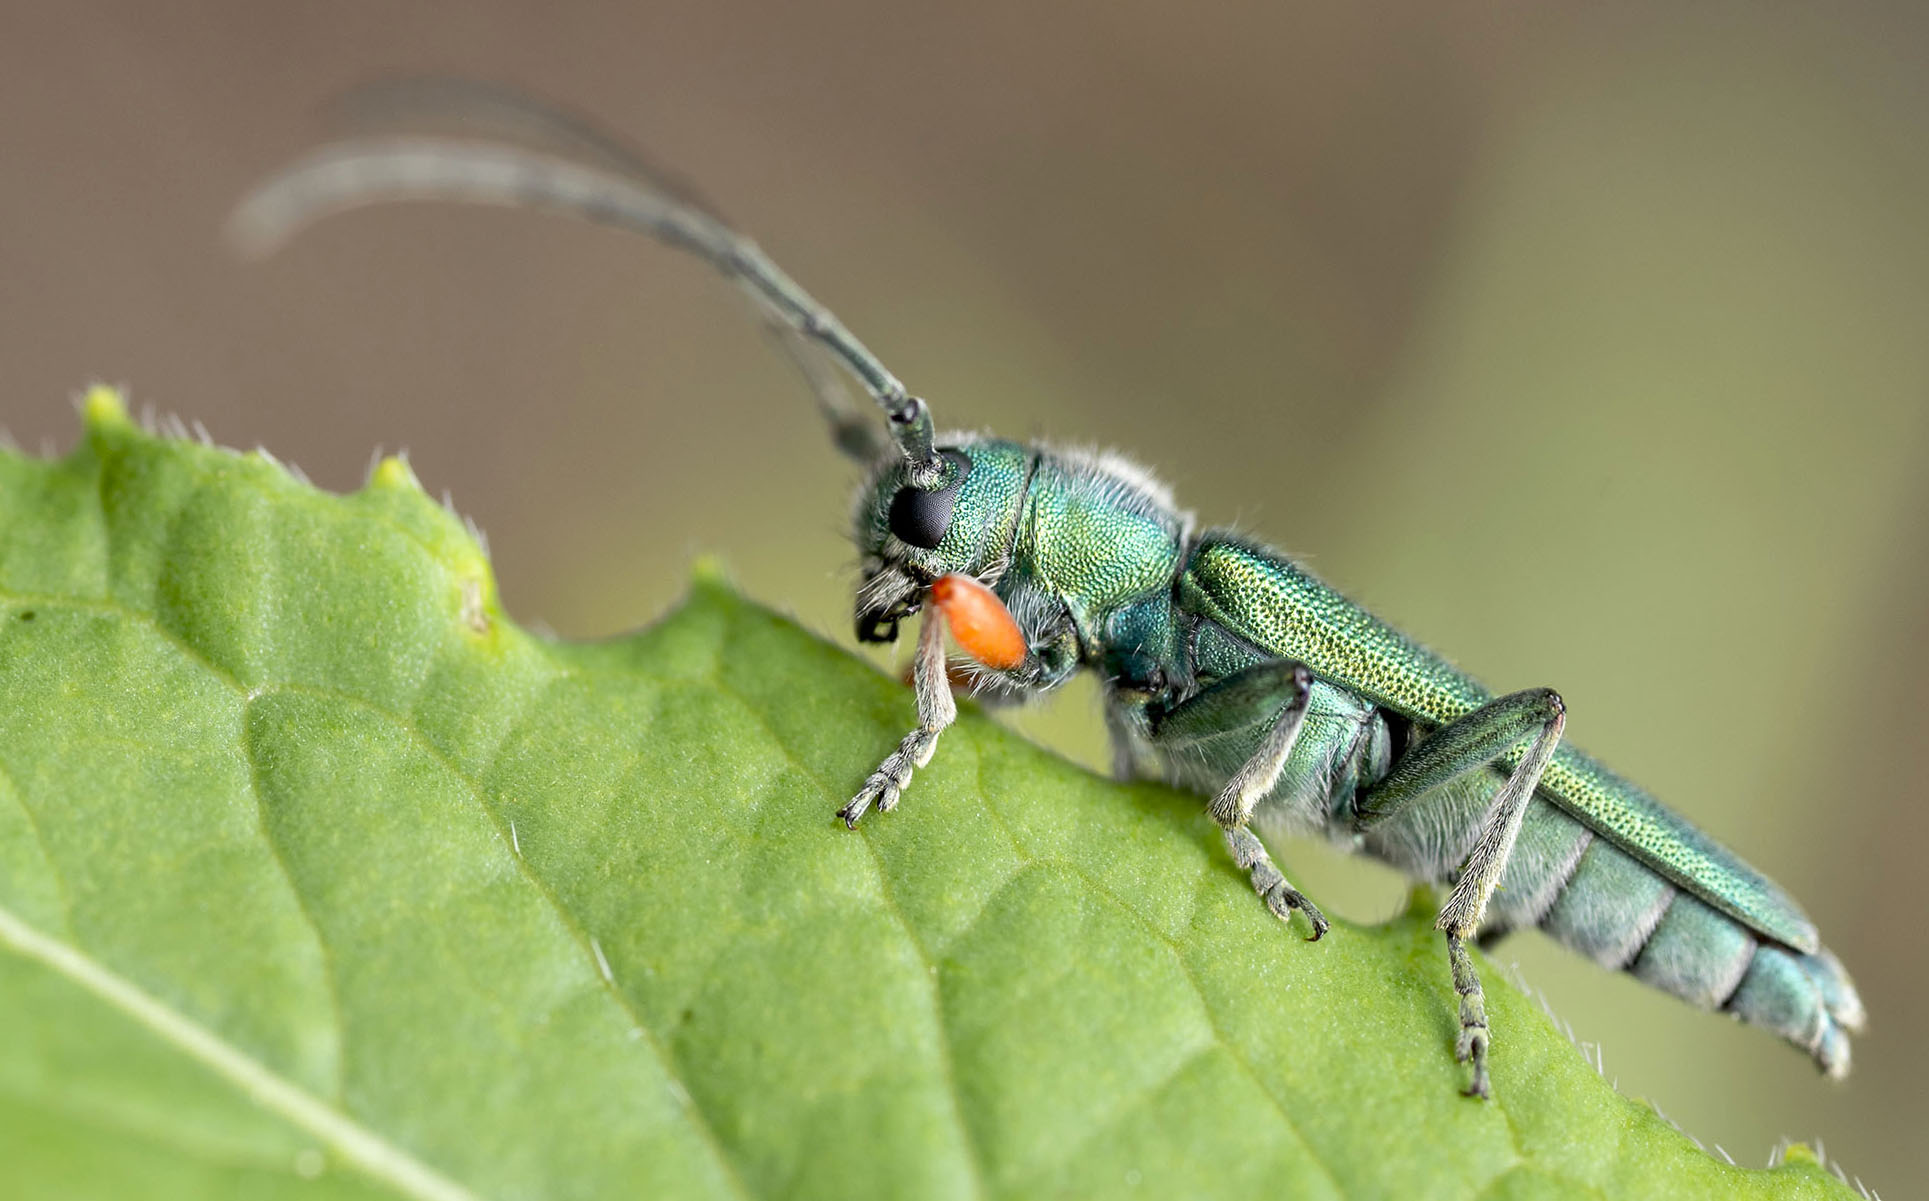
[0,390,1854,1200]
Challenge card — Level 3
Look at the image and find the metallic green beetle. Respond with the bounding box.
[234,81,1863,1099]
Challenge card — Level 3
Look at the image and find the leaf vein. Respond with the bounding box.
[0,902,484,1201]
[0,754,76,939]
[706,664,994,1201]
[956,717,1348,1196]
[250,680,756,1201]
[240,702,349,1106]
[1,1085,319,1179]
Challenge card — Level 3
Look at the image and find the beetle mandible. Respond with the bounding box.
[231,80,1863,1099]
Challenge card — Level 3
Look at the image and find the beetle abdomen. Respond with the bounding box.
[1483,801,1864,1075]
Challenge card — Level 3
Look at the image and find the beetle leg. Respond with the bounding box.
[838,605,956,827]
[1355,688,1566,1098]
[1102,703,1140,782]
[1149,661,1328,939]
[1223,825,1327,941]
[1354,689,1565,829]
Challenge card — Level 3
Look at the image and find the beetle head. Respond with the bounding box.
[850,436,1030,645]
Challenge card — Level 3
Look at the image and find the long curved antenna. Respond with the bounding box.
[330,80,894,465]
[230,99,938,482]
[333,78,724,212]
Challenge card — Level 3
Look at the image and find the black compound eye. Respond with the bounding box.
[888,487,955,549]
[887,451,971,550]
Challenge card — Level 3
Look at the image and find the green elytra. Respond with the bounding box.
[233,80,1863,1099]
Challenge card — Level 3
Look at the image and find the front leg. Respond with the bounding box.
[1356,688,1567,1097]
[839,605,957,826]
[1149,660,1329,939]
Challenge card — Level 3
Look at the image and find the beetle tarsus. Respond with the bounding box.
[1448,933,1492,1099]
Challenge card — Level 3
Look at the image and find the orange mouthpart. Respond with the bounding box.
[930,574,1028,671]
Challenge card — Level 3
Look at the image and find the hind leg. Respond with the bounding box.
[1356,689,1567,1097]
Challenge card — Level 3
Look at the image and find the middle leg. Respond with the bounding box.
[1148,660,1329,939]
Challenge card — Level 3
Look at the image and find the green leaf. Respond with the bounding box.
[0,388,1854,1200]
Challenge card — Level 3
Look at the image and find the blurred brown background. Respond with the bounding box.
[4,1,1926,1194]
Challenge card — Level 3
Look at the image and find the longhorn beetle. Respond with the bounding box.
[232,80,1863,1099]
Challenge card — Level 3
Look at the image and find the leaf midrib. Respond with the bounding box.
[0,901,482,1201]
